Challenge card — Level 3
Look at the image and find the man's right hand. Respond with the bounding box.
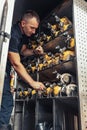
[31,81,46,90]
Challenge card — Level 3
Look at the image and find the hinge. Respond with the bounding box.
[0,30,10,39]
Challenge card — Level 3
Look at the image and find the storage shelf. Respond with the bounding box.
[39,58,76,82]
[15,96,78,109]
[18,58,76,83]
[43,28,74,53]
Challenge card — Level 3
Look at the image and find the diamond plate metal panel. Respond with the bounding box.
[73,0,87,130]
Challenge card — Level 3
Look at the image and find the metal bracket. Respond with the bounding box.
[0,30,10,39]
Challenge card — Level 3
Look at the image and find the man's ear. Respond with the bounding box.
[21,20,26,27]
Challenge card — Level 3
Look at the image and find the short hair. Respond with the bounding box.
[21,10,40,24]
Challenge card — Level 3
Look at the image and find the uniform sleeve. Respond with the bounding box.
[9,35,19,53]
[22,35,29,45]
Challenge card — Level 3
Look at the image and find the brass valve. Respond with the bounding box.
[44,54,51,61]
[23,90,30,96]
[63,24,70,31]
[31,66,37,73]
[52,56,60,65]
[10,66,15,92]
[46,35,52,42]
[31,89,37,96]
[10,74,15,88]
[18,90,30,98]
[19,91,23,97]
[60,50,75,61]
[38,63,44,71]
[51,24,57,30]
[32,44,37,49]
[53,85,61,96]
[60,17,70,25]
[69,38,75,49]
[54,31,59,37]
[47,59,53,66]
[43,87,53,97]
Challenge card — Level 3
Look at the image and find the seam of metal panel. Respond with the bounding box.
[73,0,87,130]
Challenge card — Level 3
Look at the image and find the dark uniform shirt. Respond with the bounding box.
[6,22,29,76]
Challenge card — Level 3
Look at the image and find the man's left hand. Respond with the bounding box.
[34,46,44,55]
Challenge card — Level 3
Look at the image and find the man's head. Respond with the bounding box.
[20,10,40,36]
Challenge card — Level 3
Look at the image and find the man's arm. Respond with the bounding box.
[8,51,45,90]
[21,44,34,56]
[21,44,44,56]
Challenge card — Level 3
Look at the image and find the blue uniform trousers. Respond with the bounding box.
[0,76,13,128]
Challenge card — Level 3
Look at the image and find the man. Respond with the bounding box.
[0,10,45,130]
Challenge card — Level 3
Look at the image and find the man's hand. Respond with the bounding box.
[31,81,45,90]
[34,46,44,55]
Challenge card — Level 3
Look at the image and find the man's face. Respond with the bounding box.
[21,17,39,36]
